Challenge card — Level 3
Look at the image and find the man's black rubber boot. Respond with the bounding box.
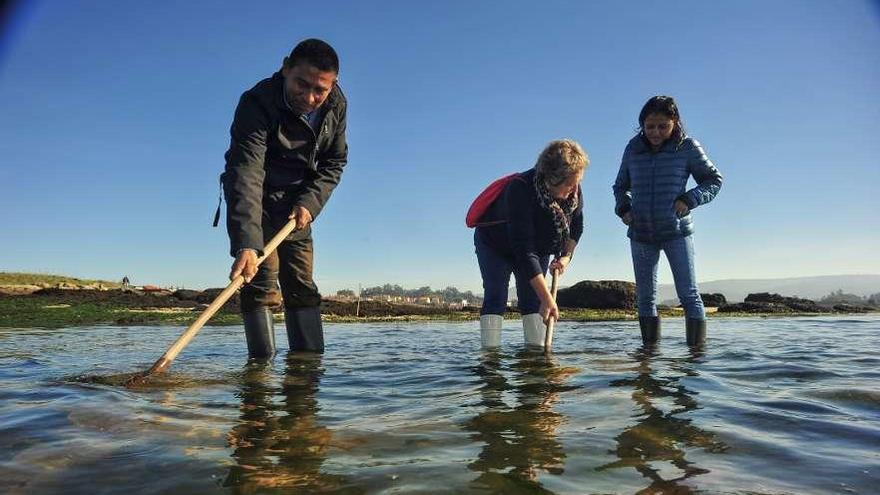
[242,306,276,360]
[285,306,325,353]
[639,316,661,345]
[686,318,707,346]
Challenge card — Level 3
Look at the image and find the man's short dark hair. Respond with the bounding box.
[285,38,339,74]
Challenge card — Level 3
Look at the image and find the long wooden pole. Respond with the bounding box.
[125,218,299,386]
[543,269,560,354]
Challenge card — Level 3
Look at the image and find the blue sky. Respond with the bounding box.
[1,0,878,293]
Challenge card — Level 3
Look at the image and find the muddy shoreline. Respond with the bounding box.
[0,286,482,327]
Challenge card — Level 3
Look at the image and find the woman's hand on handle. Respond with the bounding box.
[540,299,560,326]
[530,273,559,326]
[549,255,570,275]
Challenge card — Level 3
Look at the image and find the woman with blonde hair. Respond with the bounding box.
[471,139,588,349]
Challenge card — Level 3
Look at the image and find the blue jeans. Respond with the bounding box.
[630,235,705,319]
[475,231,550,315]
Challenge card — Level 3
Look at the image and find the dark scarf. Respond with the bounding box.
[534,172,579,255]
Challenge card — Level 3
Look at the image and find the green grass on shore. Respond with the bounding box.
[0,295,235,328]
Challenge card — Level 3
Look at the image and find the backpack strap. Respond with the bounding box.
[212,172,225,227]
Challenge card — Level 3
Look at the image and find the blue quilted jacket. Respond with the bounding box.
[613,134,722,243]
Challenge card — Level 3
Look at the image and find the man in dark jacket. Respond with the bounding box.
[222,38,348,358]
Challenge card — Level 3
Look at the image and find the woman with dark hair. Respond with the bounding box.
[613,96,723,346]
[473,139,588,349]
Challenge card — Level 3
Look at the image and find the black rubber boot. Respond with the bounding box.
[686,318,707,346]
[242,306,276,360]
[638,316,661,345]
[285,306,325,353]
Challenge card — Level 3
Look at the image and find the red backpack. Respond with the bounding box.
[465,173,525,228]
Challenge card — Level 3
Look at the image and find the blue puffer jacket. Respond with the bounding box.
[613,134,722,243]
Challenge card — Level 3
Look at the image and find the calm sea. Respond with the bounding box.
[1,316,878,494]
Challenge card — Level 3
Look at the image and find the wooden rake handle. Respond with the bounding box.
[543,268,560,353]
[142,218,300,376]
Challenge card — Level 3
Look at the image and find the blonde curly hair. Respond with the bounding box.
[536,139,589,186]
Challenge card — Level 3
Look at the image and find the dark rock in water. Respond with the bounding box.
[745,292,806,304]
[832,303,871,313]
[200,288,225,301]
[744,292,828,313]
[31,288,195,308]
[199,288,241,309]
[172,289,202,301]
[556,280,636,309]
[719,292,833,313]
[701,293,727,307]
[718,301,793,313]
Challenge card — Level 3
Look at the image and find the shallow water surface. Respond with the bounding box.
[1,316,878,494]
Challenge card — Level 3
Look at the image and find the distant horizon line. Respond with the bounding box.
[3,270,879,290]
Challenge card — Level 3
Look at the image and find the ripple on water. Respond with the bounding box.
[747,397,843,416]
[713,362,841,382]
[804,388,880,415]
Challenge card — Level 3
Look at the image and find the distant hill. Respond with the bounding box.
[0,271,120,288]
[659,274,880,303]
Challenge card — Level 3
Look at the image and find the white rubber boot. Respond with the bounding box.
[522,313,546,348]
[480,314,503,349]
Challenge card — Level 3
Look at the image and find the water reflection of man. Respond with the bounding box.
[224,353,349,492]
[597,347,726,492]
[464,350,577,491]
